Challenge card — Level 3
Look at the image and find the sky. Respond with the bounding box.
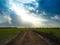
[0,0,60,28]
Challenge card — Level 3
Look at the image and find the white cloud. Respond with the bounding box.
[4,15,12,24]
[36,10,46,15]
[51,15,60,20]
[16,0,36,3]
[38,21,60,28]
[42,11,46,15]
[0,15,12,24]
[39,11,46,15]
[9,0,48,27]
[28,7,35,11]
[45,22,60,28]
[7,0,60,28]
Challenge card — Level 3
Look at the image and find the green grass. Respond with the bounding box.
[0,28,60,45]
[0,28,60,40]
[0,28,28,41]
[31,28,60,38]
[0,28,30,45]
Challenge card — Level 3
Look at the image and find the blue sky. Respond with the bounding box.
[0,0,60,28]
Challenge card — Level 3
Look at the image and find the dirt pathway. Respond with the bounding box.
[6,30,56,45]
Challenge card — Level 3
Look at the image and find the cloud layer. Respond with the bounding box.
[0,0,60,28]
[0,14,12,24]
[51,15,60,20]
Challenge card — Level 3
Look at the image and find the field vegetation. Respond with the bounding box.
[0,28,60,45]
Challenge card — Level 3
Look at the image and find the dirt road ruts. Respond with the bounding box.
[6,30,59,45]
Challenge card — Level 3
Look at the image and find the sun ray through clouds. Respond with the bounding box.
[8,0,47,27]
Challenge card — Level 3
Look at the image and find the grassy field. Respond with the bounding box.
[0,28,28,45]
[0,28,60,45]
[31,28,60,38]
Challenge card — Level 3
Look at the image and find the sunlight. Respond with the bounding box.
[9,0,47,27]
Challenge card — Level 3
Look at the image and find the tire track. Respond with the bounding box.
[6,30,55,45]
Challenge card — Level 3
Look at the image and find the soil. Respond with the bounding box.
[6,30,60,45]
